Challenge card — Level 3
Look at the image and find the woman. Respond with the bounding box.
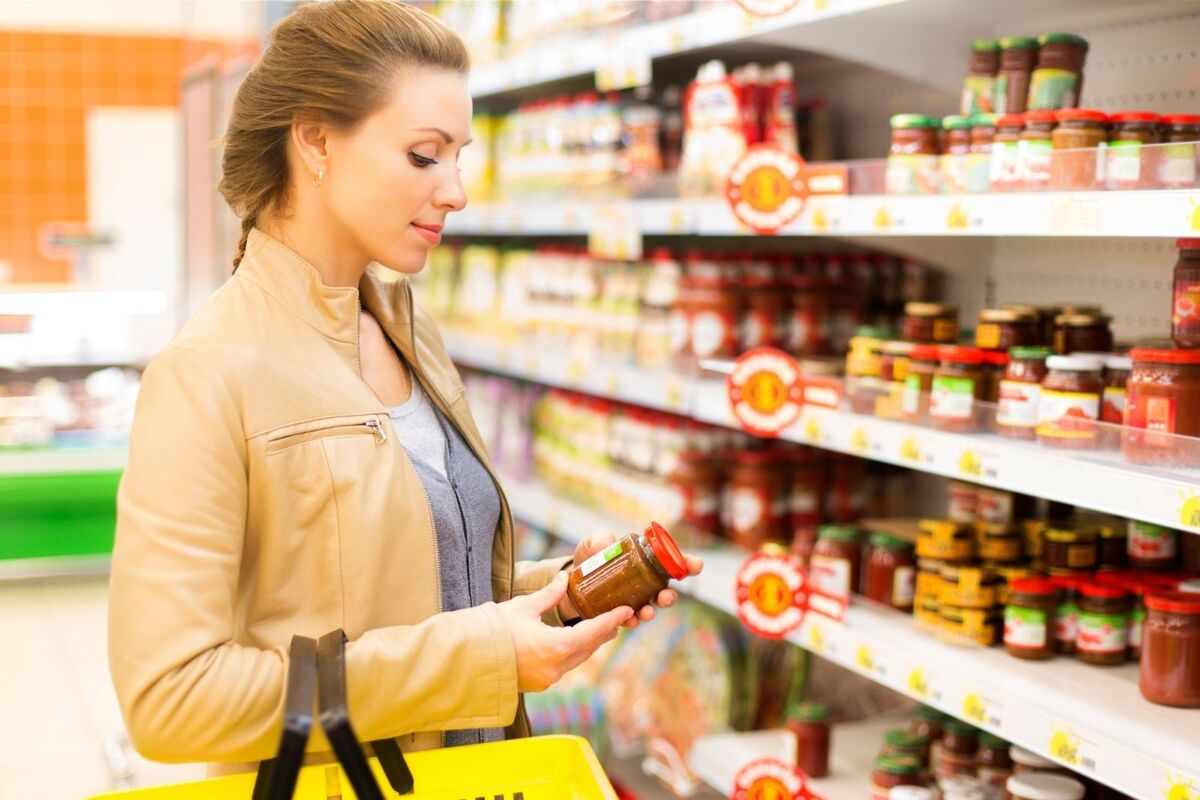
[107,0,702,774]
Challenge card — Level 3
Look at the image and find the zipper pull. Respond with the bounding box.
[365,418,387,445]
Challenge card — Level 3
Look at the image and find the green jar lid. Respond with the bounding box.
[943,115,973,131]
[972,39,1000,52]
[870,532,912,549]
[853,325,894,339]
[818,524,862,542]
[885,729,930,749]
[970,113,999,127]
[1039,32,1089,49]
[1000,36,1038,50]
[913,704,950,722]
[979,731,1010,749]
[1009,346,1053,360]
[891,113,941,130]
[944,718,980,735]
[874,754,924,775]
[787,701,831,722]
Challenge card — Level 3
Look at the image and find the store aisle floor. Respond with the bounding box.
[0,576,205,799]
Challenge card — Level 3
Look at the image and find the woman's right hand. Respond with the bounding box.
[496,572,633,693]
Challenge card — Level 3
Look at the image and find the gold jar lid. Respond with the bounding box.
[905,302,957,318]
[1044,527,1098,543]
[980,308,1035,323]
[1054,313,1111,327]
[1001,303,1040,318]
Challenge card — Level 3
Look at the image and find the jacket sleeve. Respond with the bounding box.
[108,346,518,765]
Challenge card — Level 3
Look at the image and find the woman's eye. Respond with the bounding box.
[409,152,438,168]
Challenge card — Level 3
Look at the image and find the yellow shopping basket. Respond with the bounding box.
[94,631,617,800]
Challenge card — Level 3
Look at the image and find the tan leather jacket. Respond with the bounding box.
[108,229,568,774]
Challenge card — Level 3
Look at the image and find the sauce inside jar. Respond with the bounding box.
[1101,354,1131,425]
[903,302,959,344]
[1126,521,1178,572]
[1076,582,1129,665]
[1053,313,1113,354]
[566,522,688,619]
[1160,115,1200,188]
[1005,577,1058,660]
[786,702,832,777]
[1174,239,1200,349]
[990,113,1026,190]
[903,344,941,422]
[976,308,1039,351]
[1106,110,1163,190]
[1028,33,1088,110]
[1139,591,1200,708]
[888,114,942,195]
[1019,109,1057,190]
[865,532,916,611]
[931,345,985,432]
[941,114,974,193]
[1036,354,1104,449]
[1050,108,1109,190]
[1122,347,1200,467]
[810,524,863,600]
[996,37,1037,114]
[997,346,1051,439]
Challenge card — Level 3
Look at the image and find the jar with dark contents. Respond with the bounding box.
[910,705,948,745]
[961,39,998,115]
[1019,109,1057,190]
[566,522,688,619]
[871,755,924,800]
[1050,108,1109,190]
[936,720,979,779]
[996,37,1037,114]
[1097,522,1128,570]
[903,345,941,422]
[903,302,958,344]
[1042,527,1098,573]
[1050,575,1085,654]
[727,451,788,550]
[888,114,942,195]
[968,113,998,192]
[1101,355,1131,425]
[810,524,863,600]
[1053,313,1112,354]
[687,276,742,361]
[883,728,931,766]
[1106,111,1163,190]
[1005,578,1058,660]
[669,452,723,539]
[865,533,916,611]
[976,309,1039,352]
[917,519,975,562]
[1036,355,1104,449]
[976,732,1014,794]
[931,346,986,432]
[1028,33,1089,110]
[1123,347,1200,467]
[990,113,1026,190]
[1139,591,1200,708]
[980,526,1023,563]
[1174,239,1200,349]
[982,350,1010,407]
[1076,583,1129,666]
[941,115,973,193]
[786,702,831,778]
[1122,580,1154,663]
[997,346,1051,439]
[1159,114,1200,188]
[1127,521,1178,571]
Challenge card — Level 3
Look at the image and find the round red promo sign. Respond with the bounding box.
[725,145,808,235]
[728,347,804,437]
[731,758,812,800]
[734,0,801,17]
[735,551,808,640]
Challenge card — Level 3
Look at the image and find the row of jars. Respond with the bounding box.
[960,33,1089,117]
[887,109,1200,195]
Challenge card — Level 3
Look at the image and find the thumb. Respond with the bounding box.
[526,571,569,616]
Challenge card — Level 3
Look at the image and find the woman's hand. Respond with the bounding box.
[497,572,633,693]
[558,529,705,629]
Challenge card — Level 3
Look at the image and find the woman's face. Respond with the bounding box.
[323,65,472,274]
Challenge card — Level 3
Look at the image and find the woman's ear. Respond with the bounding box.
[291,118,329,184]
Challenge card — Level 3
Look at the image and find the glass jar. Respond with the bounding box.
[917,519,975,562]
[879,340,916,420]
[865,533,916,611]
[1123,580,1153,663]
[1076,583,1129,666]
[1050,108,1109,190]
[993,563,1036,605]
[931,346,985,432]
[961,39,999,115]
[903,302,959,344]
[1010,746,1073,776]
[669,452,723,539]
[1028,33,1089,110]
[1139,591,1200,708]
[976,309,1039,352]
[990,113,1025,190]
[1101,355,1131,425]
[687,276,741,361]
[980,527,1023,563]
[1042,527,1098,572]
[940,563,999,609]
[937,720,980,779]
[1050,575,1085,654]
[1122,347,1200,467]
[871,755,925,800]
[786,702,832,777]
[976,732,1014,794]
[996,37,1037,114]
[968,113,998,192]
[1106,111,1163,190]
[982,350,1010,406]
[1036,355,1104,449]
[1127,521,1178,572]
[1159,114,1200,188]
[888,114,942,195]
[883,728,931,765]
[1005,577,1058,660]
[729,450,790,550]
[1173,239,1200,349]
[1006,774,1086,800]
[1019,110,1057,190]
[903,344,941,422]
[996,346,1051,439]
[1053,313,1112,354]
[566,522,688,619]
[910,705,948,745]
[942,115,974,193]
[810,524,863,600]
[1097,522,1128,570]
[742,277,786,350]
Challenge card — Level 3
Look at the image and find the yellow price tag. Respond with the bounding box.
[962,692,987,724]
[1163,773,1199,800]
[959,448,982,477]
[1047,724,1082,767]
[1179,489,1200,531]
[804,418,821,443]
[807,622,826,655]
[907,668,929,699]
[666,378,686,412]
[851,426,869,453]
[855,644,874,672]
[901,437,921,462]
[567,357,585,384]
[605,371,620,396]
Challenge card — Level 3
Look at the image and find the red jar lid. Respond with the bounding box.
[1080,582,1127,600]
[938,345,985,365]
[997,113,1026,128]
[1110,111,1162,124]
[734,449,777,466]
[1056,108,1109,124]
[1177,238,1200,249]
[1023,110,1058,125]
[1163,114,1200,126]
[646,521,689,580]
[1129,347,1200,365]
[911,344,941,361]
[1145,591,1200,615]
[1010,577,1056,596]
[984,350,1011,366]
[1049,575,1088,591]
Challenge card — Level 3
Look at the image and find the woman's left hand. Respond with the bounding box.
[557,529,704,629]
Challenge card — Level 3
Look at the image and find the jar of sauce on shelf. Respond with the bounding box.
[865,533,916,611]
[1050,575,1085,654]
[998,346,1051,439]
[1050,108,1109,190]
[1042,527,1098,573]
[810,524,863,600]
[941,563,999,609]
[882,728,930,765]
[903,344,941,422]
[871,755,924,800]
[917,519,975,562]
[1127,521,1178,572]
[742,277,786,350]
[786,702,832,777]
[1122,347,1200,467]
[727,451,788,550]
[931,346,985,433]
[1006,774,1086,800]
[1076,582,1129,666]
[566,522,688,620]
[1004,577,1058,660]
[879,340,917,420]
[941,115,973,193]
[961,39,998,115]
[1123,579,1154,662]
[1028,33,1089,110]
[669,452,723,539]
[980,526,1023,564]
[1097,522,1127,570]
[936,720,979,779]
[1101,355,1130,425]
[910,705,948,745]
[982,349,1010,406]
[996,37,1037,114]
[787,275,829,356]
[1139,591,1200,708]
[1159,114,1200,188]
[1053,313,1112,354]
[888,114,942,195]
[968,113,998,192]
[1106,111,1163,190]
[903,302,958,344]
[1173,239,1200,349]
[976,732,1014,794]
[1010,746,1073,776]
[990,113,1025,190]
[1036,355,1104,449]
[687,276,741,361]
[1019,110,1057,190]
[976,308,1039,352]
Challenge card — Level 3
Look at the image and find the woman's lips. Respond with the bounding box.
[411,223,442,245]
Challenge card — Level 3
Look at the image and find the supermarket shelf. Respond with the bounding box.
[447,189,1200,239]
[0,554,111,582]
[502,475,1200,796]
[0,448,127,477]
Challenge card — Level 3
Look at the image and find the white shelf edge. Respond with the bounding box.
[0,448,128,476]
[502,474,1200,796]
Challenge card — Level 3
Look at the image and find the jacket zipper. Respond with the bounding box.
[266,417,386,450]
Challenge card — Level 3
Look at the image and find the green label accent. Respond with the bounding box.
[1005,606,1048,648]
[961,75,996,115]
[579,541,625,577]
[1028,68,1078,109]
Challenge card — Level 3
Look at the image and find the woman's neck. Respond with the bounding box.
[257,213,369,289]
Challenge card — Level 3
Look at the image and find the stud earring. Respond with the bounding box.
[313,168,325,188]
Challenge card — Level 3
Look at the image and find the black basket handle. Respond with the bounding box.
[252,635,317,800]
[317,629,416,797]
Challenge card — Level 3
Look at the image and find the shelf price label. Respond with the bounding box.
[731,758,820,800]
[961,691,1003,728]
[734,0,801,16]
[1046,723,1097,773]
[906,667,941,703]
[900,436,922,463]
[1163,772,1200,800]
[588,204,642,262]
[595,51,652,92]
[1178,489,1200,532]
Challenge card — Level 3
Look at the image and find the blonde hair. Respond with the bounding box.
[218,0,469,271]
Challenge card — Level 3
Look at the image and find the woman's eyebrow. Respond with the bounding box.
[413,126,472,146]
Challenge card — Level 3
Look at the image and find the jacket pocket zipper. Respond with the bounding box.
[266,417,387,453]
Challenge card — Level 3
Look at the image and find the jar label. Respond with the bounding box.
[1004,605,1048,649]
[933,318,958,343]
[981,536,1022,561]
[1107,140,1145,183]
[967,151,992,193]
[1128,522,1177,559]
[886,153,941,194]
[1129,606,1147,648]
[960,74,995,116]
[1035,389,1099,439]
[1077,610,1129,654]
[930,375,976,421]
[690,310,735,358]
[1065,542,1097,568]
[731,486,768,534]
[809,553,852,599]
[976,322,1001,349]
[1028,67,1079,110]
[1101,386,1126,424]
[993,74,1010,113]
[1018,138,1053,184]
[743,309,773,349]
[998,379,1041,428]
[1125,394,1177,446]
[989,140,1021,186]
[1173,279,1200,337]
[940,152,970,194]
[902,373,922,416]
[579,541,625,578]
[1160,143,1197,186]
[668,308,690,354]
[1055,601,1079,643]
[893,565,916,607]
